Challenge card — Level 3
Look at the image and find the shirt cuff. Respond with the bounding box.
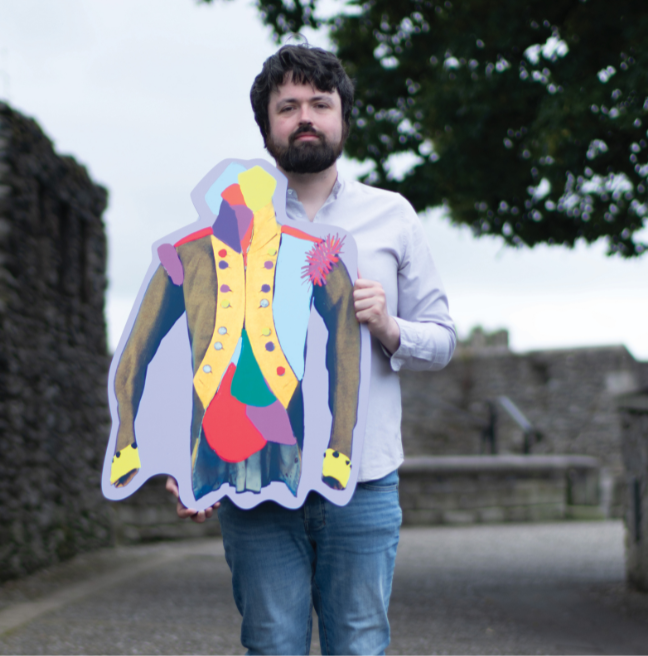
[384,316,409,372]
[385,316,455,372]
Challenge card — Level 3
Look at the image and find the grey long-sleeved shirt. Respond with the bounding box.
[286,177,456,482]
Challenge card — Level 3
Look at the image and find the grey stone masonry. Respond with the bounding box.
[110,476,221,545]
[0,103,112,582]
[401,340,648,520]
[399,455,602,526]
[618,391,648,591]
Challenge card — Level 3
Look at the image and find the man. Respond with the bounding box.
[171,45,456,654]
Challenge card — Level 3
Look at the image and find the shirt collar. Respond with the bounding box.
[286,175,344,216]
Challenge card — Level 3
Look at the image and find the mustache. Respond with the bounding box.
[290,124,325,144]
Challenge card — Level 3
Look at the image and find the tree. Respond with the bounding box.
[200,0,648,256]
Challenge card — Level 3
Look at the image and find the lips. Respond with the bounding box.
[290,126,324,145]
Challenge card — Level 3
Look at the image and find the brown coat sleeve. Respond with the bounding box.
[312,263,361,460]
[113,265,185,451]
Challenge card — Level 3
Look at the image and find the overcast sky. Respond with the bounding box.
[1,0,647,360]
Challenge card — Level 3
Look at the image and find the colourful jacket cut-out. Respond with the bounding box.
[112,165,361,500]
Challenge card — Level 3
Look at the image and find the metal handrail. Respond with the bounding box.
[421,395,541,454]
[496,396,542,454]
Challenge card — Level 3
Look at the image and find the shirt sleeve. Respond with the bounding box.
[387,199,456,372]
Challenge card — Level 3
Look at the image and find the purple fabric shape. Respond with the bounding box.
[212,200,241,253]
[220,284,231,293]
[157,243,184,286]
[264,261,274,269]
[261,284,271,293]
[234,204,253,242]
[218,261,229,269]
[246,401,297,446]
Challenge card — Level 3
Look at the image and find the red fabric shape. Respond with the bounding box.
[202,363,267,463]
[277,366,285,376]
[281,224,323,243]
[221,184,246,207]
[174,227,214,248]
[301,234,345,286]
[218,248,227,257]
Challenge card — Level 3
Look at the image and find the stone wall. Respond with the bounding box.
[0,103,112,582]
[618,392,648,591]
[401,338,648,473]
[111,477,221,544]
[399,455,602,526]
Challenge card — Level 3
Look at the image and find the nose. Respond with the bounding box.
[297,103,314,124]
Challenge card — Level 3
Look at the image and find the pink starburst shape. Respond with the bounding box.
[302,235,345,286]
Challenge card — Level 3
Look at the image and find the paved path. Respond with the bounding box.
[0,521,647,654]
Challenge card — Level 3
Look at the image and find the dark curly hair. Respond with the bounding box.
[250,44,354,142]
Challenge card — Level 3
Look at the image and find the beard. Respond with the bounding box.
[265,124,346,174]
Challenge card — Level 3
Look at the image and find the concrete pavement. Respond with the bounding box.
[0,521,647,654]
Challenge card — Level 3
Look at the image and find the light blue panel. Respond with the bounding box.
[204,163,247,214]
[210,337,242,390]
[273,234,314,380]
[231,337,242,366]
[213,337,242,394]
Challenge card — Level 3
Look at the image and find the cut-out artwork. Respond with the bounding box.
[102,159,371,511]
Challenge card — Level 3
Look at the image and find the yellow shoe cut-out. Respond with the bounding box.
[110,443,141,484]
[322,448,352,489]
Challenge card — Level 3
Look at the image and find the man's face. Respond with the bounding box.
[266,77,346,174]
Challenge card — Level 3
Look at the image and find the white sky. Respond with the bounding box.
[1,0,647,360]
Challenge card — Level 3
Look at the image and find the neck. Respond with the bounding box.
[279,164,338,221]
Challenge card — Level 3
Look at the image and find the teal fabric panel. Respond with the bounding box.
[231,329,277,407]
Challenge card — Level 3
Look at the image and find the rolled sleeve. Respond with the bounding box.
[388,316,456,372]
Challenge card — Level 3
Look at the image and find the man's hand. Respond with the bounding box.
[165,476,220,524]
[353,278,401,354]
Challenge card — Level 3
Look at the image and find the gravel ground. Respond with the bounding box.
[0,521,647,655]
[388,522,648,655]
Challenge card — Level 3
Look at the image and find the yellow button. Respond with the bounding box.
[261,328,271,337]
[267,248,277,256]
[221,301,231,308]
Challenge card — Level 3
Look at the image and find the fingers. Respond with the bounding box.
[172,481,220,522]
[353,278,402,353]
[353,279,384,299]
[192,510,207,524]
[176,500,196,519]
[166,476,179,497]
[353,280,386,313]
[353,277,375,289]
[188,503,220,524]
[175,501,206,523]
[354,285,388,328]
[354,297,384,313]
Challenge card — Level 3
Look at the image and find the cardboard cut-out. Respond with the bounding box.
[102,159,371,511]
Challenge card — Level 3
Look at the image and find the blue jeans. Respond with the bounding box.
[218,470,402,655]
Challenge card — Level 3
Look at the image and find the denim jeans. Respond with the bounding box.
[217,470,402,655]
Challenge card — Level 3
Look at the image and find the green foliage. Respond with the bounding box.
[198,0,320,39]
[200,0,648,256]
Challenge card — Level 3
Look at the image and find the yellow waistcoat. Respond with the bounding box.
[192,203,299,412]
